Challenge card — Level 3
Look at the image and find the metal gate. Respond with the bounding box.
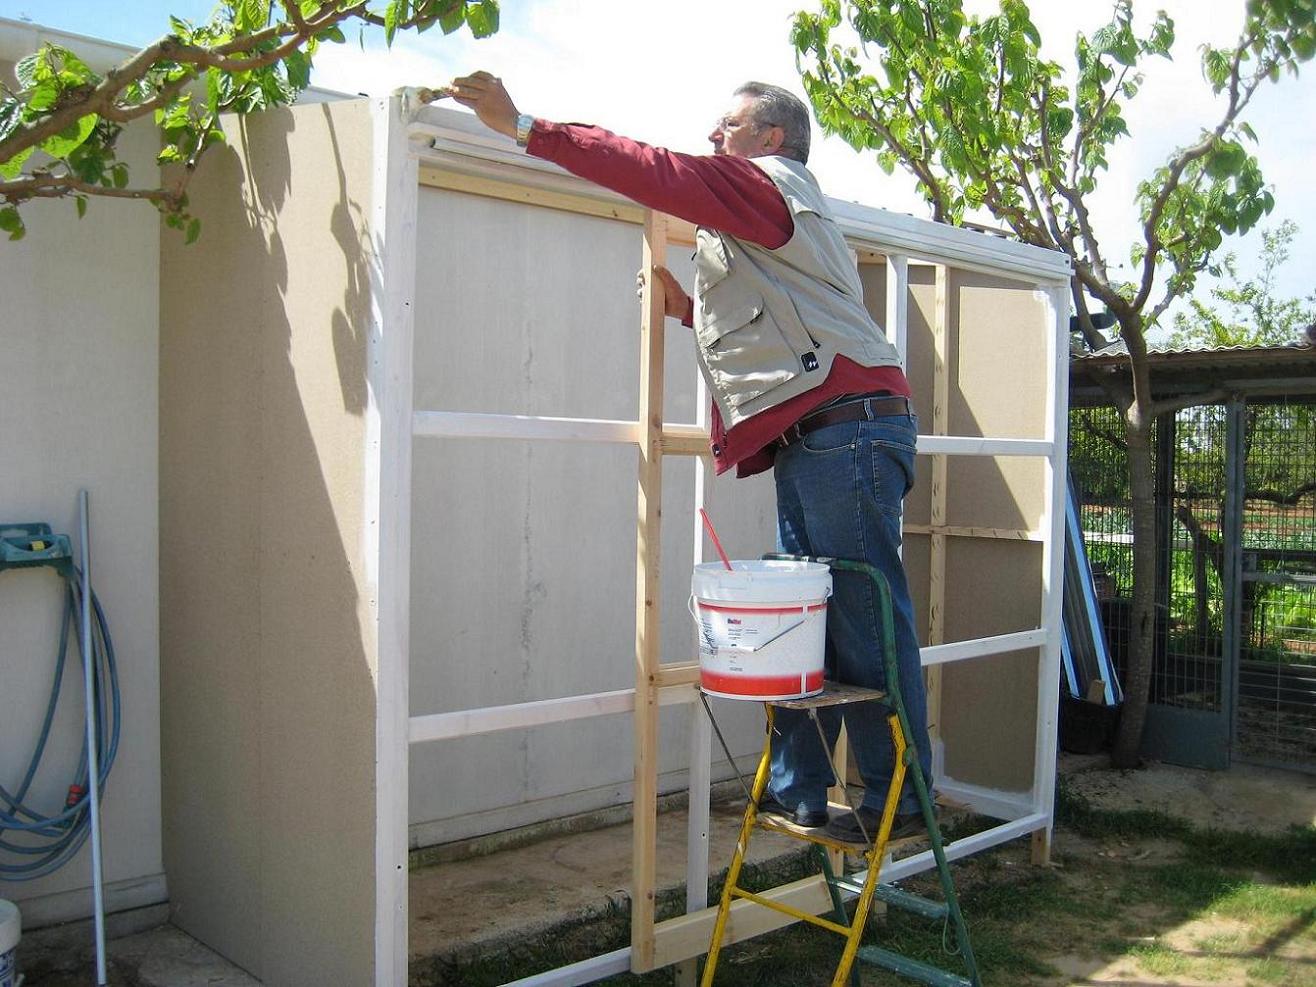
[1235,402,1316,770]
[1140,403,1235,769]
[1070,398,1316,772]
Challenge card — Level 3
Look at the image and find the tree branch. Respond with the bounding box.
[1,2,363,167]
[849,98,951,221]
[3,168,190,206]
[1133,34,1271,311]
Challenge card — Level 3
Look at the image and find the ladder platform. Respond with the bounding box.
[857,946,973,987]
[767,681,887,710]
[756,803,929,851]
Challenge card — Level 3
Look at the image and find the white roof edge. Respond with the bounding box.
[0,16,350,102]
[407,103,1073,285]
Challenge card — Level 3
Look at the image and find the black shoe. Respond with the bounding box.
[757,793,828,829]
[827,807,927,844]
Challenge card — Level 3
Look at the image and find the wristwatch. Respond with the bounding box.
[515,113,534,147]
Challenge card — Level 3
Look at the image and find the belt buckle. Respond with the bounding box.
[776,424,802,449]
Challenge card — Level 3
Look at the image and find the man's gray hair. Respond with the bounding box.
[734,82,812,164]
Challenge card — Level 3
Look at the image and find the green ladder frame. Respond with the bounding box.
[699,555,981,987]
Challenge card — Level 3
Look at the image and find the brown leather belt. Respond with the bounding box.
[776,394,913,449]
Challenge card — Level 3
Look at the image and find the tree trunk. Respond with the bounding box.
[1111,408,1159,768]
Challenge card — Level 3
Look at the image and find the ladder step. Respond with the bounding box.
[856,946,973,987]
[831,881,950,921]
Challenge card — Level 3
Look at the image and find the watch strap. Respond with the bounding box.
[515,113,534,147]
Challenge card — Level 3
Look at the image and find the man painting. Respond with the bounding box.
[450,72,929,842]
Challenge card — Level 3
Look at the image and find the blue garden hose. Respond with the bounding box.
[0,563,121,881]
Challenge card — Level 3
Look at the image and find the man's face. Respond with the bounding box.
[709,95,774,158]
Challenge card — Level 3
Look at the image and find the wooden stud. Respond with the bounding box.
[651,874,840,968]
[660,425,713,458]
[903,523,1041,541]
[653,663,702,688]
[631,210,668,973]
[1030,827,1052,866]
[417,166,697,245]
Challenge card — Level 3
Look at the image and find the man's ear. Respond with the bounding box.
[763,125,786,154]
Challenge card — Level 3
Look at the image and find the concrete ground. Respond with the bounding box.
[13,755,1316,986]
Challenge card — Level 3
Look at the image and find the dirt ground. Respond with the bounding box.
[1058,752,1316,834]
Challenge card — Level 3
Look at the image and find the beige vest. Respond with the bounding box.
[692,155,902,428]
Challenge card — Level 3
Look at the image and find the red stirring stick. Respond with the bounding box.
[699,508,734,572]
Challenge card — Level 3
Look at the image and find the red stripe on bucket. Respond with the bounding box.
[701,669,826,697]
[696,601,828,615]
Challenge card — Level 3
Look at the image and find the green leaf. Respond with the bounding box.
[0,205,24,240]
[158,145,185,163]
[384,0,404,45]
[39,113,97,159]
[439,5,466,34]
[185,217,202,244]
[235,0,272,33]
[14,51,44,90]
[75,195,87,218]
[468,0,500,38]
[27,79,60,112]
[0,97,22,144]
[112,163,129,188]
[283,50,311,90]
[0,145,34,180]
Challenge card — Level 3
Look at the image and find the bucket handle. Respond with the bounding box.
[739,616,810,653]
[688,594,720,653]
[689,595,814,654]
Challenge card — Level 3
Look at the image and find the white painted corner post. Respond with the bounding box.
[1031,280,1073,865]
[369,94,420,986]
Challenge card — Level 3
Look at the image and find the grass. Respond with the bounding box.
[411,780,1316,986]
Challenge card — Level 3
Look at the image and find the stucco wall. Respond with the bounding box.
[0,56,164,926]
[158,99,377,985]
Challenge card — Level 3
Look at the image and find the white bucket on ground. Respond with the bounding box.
[0,898,19,987]
[692,560,831,701]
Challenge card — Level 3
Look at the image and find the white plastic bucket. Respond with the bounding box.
[0,898,19,987]
[692,560,831,700]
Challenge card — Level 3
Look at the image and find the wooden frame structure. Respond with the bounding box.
[378,96,1073,985]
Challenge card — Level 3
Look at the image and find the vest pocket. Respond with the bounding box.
[695,289,801,410]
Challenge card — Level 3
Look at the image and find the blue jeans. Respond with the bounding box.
[769,412,930,816]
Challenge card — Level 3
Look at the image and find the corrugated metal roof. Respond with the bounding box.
[1073,342,1310,368]
[1070,341,1316,404]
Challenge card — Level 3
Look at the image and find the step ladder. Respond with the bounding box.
[699,556,981,987]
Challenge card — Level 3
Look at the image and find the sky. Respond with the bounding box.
[3,0,1312,333]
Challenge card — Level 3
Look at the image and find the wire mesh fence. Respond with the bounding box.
[1237,402,1316,768]
[1069,398,1316,771]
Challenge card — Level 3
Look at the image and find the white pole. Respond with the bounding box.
[78,489,108,985]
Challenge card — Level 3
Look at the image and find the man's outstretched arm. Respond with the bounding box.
[448,71,792,249]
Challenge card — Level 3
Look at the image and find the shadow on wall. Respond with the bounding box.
[159,99,377,985]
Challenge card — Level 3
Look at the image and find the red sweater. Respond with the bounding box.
[526,121,909,477]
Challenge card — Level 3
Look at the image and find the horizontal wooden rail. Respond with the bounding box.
[409,684,696,744]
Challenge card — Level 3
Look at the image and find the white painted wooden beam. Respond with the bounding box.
[920,629,1051,666]
[409,684,697,744]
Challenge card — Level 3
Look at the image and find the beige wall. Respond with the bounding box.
[903,266,1050,792]
[408,188,773,845]
[159,99,377,985]
[0,55,165,925]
